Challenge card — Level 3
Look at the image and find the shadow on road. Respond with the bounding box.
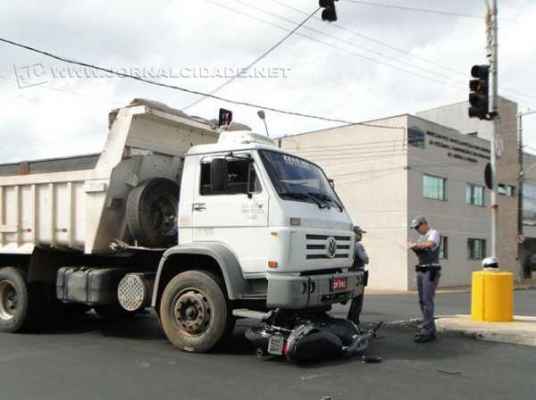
[25,313,484,368]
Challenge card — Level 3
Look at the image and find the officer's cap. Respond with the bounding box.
[353,226,367,234]
[410,216,428,229]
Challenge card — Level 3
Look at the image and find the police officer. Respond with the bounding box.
[347,226,369,325]
[408,216,441,343]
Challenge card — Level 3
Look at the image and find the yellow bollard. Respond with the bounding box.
[471,270,514,322]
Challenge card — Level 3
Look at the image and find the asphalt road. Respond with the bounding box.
[0,290,534,400]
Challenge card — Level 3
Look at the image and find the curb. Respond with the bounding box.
[440,329,536,347]
[383,316,536,347]
[436,315,536,347]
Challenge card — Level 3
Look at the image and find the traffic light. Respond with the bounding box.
[468,65,490,120]
[320,0,338,22]
[484,163,493,190]
[218,108,233,127]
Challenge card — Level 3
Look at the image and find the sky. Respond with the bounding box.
[1,0,536,163]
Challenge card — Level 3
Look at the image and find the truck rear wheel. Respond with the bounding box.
[160,270,230,353]
[0,267,34,332]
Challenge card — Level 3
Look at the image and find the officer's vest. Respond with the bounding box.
[353,244,366,269]
[416,242,440,266]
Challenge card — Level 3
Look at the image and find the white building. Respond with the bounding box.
[281,98,522,291]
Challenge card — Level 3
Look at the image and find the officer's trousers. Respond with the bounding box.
[416,269,441,336]
[347,293,364,324]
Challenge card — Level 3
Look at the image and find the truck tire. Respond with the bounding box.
[160,270,230,353]
[0,267,36,332]
[127,178,180,247]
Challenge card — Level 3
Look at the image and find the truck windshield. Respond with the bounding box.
[259,150,343,210]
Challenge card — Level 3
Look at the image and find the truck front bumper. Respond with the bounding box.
[266,270,365,310]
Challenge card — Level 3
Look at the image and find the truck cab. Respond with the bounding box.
[176,130,361,307]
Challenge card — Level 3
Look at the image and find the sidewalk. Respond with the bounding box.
[366,278,536,296]
[437,315,536,347]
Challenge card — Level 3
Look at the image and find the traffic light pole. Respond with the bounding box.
[488,0,499,260]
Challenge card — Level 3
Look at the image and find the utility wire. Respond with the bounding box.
[181,6,320,111]
[0,36,401,128]
[269,0,536,105]
[285,142,406,154]
[308,150,408,162]
[227,0,455,82]
[283,137,403,150]
[269,0,463,76]
[292,142,405,154]
[205,0,462,87]
[341,0,484,19]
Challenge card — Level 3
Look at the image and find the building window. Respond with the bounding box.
[498,184,515,197]
[466,183,486,206]
[408,127,425,148]
[439,236,448,259]
[523,183,536,226]
[423,174,447,201]
[468,239,486,260]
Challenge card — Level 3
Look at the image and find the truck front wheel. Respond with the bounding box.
[160,270,230,353]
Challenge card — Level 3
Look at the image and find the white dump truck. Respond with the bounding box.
[0,99,364,352]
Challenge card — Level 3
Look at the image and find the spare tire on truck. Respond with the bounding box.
[127,178,180,247]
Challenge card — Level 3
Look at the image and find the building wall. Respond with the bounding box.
[417,98,520,279]
[281,116,410,290]
[520,152,536,277]
[405,116,492,289]
[281,98,520,290]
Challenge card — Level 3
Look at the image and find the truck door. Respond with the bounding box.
[192,155,269,274]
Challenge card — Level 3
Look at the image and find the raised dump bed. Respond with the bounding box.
[0,99,220,255]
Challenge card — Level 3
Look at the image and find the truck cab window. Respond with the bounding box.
[200,159,261,196]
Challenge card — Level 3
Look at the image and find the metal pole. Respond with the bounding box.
[262,119,270,138]
[488,0,498,259]
[518,112,524,239]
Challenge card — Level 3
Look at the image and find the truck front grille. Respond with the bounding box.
[305,234,351,260]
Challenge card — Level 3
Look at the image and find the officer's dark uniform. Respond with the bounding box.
[413,228,441,338]
[347,239,368,325]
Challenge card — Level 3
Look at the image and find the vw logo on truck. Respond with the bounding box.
[327,237,337,258]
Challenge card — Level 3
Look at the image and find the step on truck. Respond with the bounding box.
[0,99,364,352]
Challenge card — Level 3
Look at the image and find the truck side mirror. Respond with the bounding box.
[211,158,228,192]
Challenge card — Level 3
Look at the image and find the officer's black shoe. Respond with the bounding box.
[414,334,436,343]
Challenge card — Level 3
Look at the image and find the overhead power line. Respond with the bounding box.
[266,0,536,104]
[182,6,320,111]
[269,0,463,75]
[206,0,461,87]
[269,0,536,105]
[229,0,456,82]
[341,0,484,19]
[0,36,403,128]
